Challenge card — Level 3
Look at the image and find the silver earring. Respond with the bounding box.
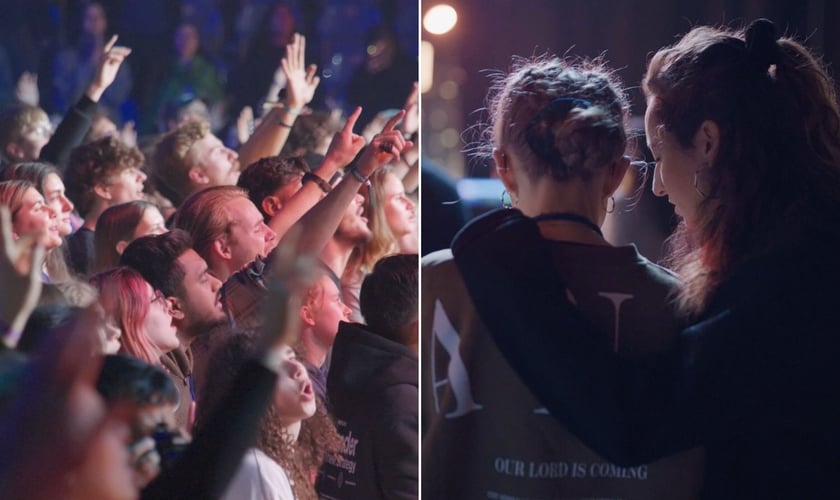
[501,190,513,209]
[694,170,707,198]
[606,196,616,214]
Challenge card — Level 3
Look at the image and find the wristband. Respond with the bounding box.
[348,166,369,184]
[303,172,332,193]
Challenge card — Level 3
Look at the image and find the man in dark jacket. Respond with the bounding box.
[317,254,418,499]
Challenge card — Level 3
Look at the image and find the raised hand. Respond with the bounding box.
[14,72,39,106]
[263,226,316,348]
[0,206,45,347]
[356,109,413,178]
[323,106,366,168]
[401,82,419,135]
[281,33,320,110]
[88,35,132,102]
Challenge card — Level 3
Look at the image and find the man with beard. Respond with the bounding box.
[120,229,227,429]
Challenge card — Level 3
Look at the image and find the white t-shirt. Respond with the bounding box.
[221,448,295,500]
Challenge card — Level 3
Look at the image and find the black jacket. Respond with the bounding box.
[452,208,840,500]
[317,322,418,500]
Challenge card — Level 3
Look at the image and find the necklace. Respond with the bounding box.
[532,212,604,238]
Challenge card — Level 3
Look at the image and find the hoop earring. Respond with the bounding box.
[606,196,615,214]
[501,190,513,209]
[693,171,707,198]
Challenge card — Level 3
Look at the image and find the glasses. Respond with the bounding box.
[151,289,167,306]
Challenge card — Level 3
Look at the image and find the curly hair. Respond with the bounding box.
[65,136,145,217]
[153,119,209,206]
[474,54,630,183]
[643,20,840,316]
[196,331,341,500]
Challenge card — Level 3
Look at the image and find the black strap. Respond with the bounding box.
[532,212,603,238]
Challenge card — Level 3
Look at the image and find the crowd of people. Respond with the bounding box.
[0,2,419,499]
[423,17,840,500]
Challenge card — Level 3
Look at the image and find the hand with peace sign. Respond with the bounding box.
[87,35,132,102]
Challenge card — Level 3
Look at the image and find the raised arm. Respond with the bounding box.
[238,33,320,169]
[266,106,366,240]
[0,206,45,348]
[41,35,131,169]
[289,110,412,257]
[449,208,707,465]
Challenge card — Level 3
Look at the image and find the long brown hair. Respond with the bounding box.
[93,201,160,273]
[643,20,840,317]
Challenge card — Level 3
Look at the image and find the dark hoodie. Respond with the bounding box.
[317,321,418,500]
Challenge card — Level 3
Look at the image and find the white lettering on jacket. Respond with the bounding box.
[432,300,484,418]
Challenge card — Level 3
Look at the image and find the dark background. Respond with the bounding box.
[422,0,839,176]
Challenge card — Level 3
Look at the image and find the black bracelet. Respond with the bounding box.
[303,172,332,193]
[348,166,369,184]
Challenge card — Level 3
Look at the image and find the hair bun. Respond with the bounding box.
[745,18,779,70]
[525,97,591,167]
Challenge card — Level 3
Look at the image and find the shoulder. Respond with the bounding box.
[223,449,294,500]
[421,248,454,268]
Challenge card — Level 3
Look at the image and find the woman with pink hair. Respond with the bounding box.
[90,266,179,365]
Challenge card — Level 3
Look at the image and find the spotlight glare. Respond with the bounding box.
[424,4,457,35]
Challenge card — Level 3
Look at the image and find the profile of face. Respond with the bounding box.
[173,24,199,60]
[92,302,122,354]
[335,192,372,244]
[82,3,108,38]
[10,114,52,161]
[381,172,416,238]
[67,385,137,500]
[143,285,179,354]
[188,134,240,188]
[42,172,75,237]
[273,344,317,425]
[131,206,167,241]
[74,419,137,500]
[13,186,62,249]
[644,97,708,228]
[223,197,278,271]
[103,167,147,206]
[306,275,351,347]
[174,249,226,333]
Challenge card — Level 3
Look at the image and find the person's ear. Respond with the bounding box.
[188,167,209,185]
[115,240,129,255]
[300,304,316,327]
[93,183,112,201]
[261,196,281,218]
[697,120,721,164]
[5,142,23,160]
[604,156,631,197]
[168,297,185,320]
[493,148,518,195]
[211,237,232,261]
